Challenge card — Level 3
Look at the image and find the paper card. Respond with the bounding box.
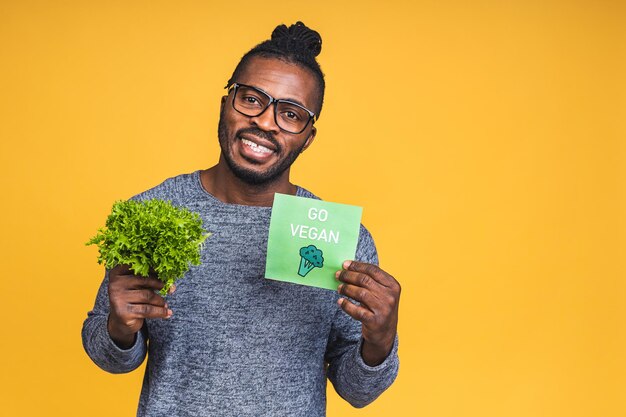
[265,193,363,290]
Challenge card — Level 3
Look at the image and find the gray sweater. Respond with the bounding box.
[82,171,399,417]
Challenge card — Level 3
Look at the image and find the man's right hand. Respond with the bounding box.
[107,264,173,349]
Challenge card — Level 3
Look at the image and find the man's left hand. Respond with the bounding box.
[336,260,401,367]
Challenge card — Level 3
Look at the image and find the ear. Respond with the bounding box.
[220,95,227,111]
[301,127,317,152]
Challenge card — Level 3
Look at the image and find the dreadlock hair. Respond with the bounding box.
[226,21,326,117]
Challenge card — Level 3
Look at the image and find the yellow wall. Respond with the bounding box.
[1,1,624,416]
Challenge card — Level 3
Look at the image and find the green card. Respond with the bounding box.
[265,193,363,290]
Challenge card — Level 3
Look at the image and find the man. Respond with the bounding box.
[82,22,400,416]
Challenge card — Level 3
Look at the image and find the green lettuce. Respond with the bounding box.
[87,199,210,295]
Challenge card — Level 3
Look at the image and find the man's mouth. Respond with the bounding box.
[240,137,275,155]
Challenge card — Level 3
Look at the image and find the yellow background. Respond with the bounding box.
[1,1,624,416]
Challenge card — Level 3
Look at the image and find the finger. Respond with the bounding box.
[338,283,380,311]
[126,289,167,307]
[343,260,396,288]
[168,284,176,294]
[337,298,374,324]
[112,265,160,282]
[126,303,172,319]
[336,269,383,291]
[111,264,132,275]
[123,276,165,291]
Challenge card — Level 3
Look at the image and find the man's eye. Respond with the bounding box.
[244,96,259,104]
[284,111,301,120]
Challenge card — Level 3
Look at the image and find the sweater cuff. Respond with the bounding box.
[355,334,399,373]
[100,315,146,369]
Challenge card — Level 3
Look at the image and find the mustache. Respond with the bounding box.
[235,127,281,152]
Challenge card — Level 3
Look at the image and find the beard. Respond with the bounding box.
[217,110,307,186]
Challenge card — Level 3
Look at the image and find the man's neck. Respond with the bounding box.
[200,163,297,207]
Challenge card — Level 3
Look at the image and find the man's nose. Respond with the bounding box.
[250,103,280,133]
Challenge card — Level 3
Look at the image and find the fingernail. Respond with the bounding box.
[337,284,343,293]
[343,260,353,269]
[337,298,344,307]
[169,284,176,294]
[167,309,173,317]
[335,271,341,279]
[164,303,169,309]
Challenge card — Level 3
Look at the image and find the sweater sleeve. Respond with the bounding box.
[81,176,181,373]
[324,225,400,407]
[81,269,148,373]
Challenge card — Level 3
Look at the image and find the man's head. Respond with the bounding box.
[227,21,325,116]
[217,22,325,186]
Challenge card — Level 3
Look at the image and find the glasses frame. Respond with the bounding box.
[227,82,317,135]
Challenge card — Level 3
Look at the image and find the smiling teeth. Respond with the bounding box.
[241,138,273,154]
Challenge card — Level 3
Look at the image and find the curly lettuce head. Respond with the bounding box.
[87,199,210,295]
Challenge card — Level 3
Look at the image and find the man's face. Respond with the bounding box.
[218,56,318,185]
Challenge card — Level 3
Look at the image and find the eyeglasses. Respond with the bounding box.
[227,83,317,134]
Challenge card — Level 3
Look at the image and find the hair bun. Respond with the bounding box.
[271,21,322,58]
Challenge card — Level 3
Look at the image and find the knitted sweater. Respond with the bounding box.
[82,171,399,417]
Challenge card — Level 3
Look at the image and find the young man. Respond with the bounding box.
[82,22,400,416]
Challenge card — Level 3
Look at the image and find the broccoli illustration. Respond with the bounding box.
[298,245,324,277]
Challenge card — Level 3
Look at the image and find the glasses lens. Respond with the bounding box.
[233,85,270,116]
[275,102,311,133]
